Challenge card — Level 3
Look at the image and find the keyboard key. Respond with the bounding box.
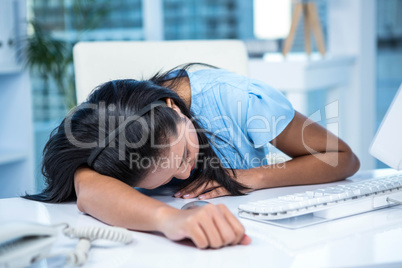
[278,195,296,201]
[293,193,309,201]
[306,191,315,198]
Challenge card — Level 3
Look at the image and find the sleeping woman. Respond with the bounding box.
[24,64,360,249]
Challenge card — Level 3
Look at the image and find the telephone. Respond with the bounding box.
[0,221,133,267]
[0,221,58,268]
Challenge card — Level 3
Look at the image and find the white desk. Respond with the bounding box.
[1,169,402,268]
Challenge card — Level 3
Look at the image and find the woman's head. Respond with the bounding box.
[82,79,200,189]
[133,97,200,188]
[24,67,247,203]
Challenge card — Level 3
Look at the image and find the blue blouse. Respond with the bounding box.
[176,68,294,169]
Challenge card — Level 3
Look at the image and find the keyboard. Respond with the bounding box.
[238,171,402,228]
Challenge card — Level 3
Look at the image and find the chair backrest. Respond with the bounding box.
[73,40,248,104]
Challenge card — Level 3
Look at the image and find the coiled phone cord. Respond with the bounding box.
[63,225,133,244]
[49,224,133,266]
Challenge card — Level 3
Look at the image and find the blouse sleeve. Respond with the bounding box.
[244,79,295,147]
[196,69,295,149]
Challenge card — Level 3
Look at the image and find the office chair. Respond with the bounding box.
[73,40,248,104]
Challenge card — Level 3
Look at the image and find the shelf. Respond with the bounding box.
[0,150,27,166]
[248,52,356,118]
[248,53,356,92]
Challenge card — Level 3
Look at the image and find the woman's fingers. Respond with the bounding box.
[198,205,225,248]
[175,180,220,199]
[163,204,250,249]
[173,181,203,198]
[211,204,238,246]
[196,204,242,248]
[240,234,252,245]
[187,223,209,249]
[198,187,230,200]
[213,204,247,246]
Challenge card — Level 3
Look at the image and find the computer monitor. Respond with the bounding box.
[370,83,402,170]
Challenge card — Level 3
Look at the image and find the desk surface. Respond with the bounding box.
[1,169,402,268]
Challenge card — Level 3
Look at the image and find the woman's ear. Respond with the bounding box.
[165,98,181,114]
[165,97,174,108]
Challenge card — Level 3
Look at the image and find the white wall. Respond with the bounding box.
[0,0,35,198]
[327,0,377,170]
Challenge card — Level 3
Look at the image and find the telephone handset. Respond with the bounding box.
[0,221,57,267]
[0,221,133,267]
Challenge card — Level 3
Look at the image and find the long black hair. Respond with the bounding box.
[24,63,248,203]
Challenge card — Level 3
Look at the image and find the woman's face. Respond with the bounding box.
[135,102,200,189]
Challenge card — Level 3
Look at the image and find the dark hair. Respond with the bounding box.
[23,64,248,203]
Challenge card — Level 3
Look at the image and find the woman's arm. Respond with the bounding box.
[74,168,251,248]
[176,112,360,199]
[261,111,360,186]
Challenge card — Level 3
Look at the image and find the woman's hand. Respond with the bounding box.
[174,169,263,200]
[157,204,251,249]
[75,168,250,249]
